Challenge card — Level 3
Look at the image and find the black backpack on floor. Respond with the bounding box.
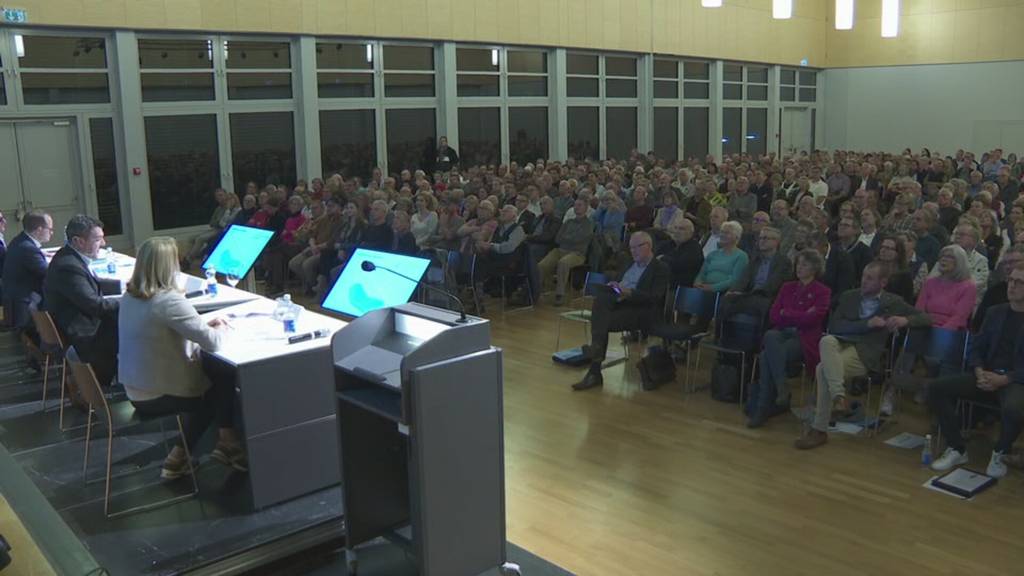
[711,353,753,403]
[637,345,676,391]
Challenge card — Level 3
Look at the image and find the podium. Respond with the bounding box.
[332,303,516,575]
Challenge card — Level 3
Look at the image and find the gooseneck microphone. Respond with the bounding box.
[361,260,470,323]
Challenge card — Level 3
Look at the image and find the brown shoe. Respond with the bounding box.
[794,429,828,450]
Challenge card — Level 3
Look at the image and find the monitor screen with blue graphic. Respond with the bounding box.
[321,248,431,317]
[201,225,275,279]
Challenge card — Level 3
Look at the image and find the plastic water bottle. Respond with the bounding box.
[106,250,116,274]
[273,294,300,333]
[205,266,218,296]
[921,434,933,467]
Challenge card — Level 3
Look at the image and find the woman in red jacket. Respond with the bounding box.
[747,249,831,428]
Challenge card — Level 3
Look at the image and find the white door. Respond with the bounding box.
[780,108,812,157]
[0,119,82,240]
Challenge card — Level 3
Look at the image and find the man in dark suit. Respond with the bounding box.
[43,215,120,390]
[720,226,792,327]
[514,195,536,235]
[2,211,53,331]
[574,231,670,391]
[388,210,418,255]
[795,262,931,450]
[837,216,873,280]
[657,217,703,291]
[813,232,856,308]
[928,261,1024,478]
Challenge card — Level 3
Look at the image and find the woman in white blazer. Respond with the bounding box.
[118,236,243,480]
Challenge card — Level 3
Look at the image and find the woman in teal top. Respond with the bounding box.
[695,220,749,292]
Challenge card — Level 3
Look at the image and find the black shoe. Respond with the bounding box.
[572,370,603,391]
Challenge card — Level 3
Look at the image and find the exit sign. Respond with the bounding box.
[2,7,27,23]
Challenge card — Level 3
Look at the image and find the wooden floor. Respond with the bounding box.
[484,300,1024,576]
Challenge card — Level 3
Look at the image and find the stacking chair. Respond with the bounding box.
[491,248,535,316]
[30,309,67,416]
[67,347,199,519]
[647,286,720,393]
[555,271,607,351]
[697,311,767,410]
[879,327,969,432]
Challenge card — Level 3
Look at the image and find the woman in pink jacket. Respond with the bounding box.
[747,249,831,428]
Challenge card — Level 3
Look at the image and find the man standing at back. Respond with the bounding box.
[2,211,53,331]
[44,215,120,391]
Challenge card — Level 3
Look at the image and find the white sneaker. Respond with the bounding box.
[987,451,1008,479]
[880,387,895,417]
[931,447,968,472]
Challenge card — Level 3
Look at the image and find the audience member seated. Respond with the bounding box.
[362,199,395,252]
[2,211,52,332]
[654,189,686,232]
[701,206,729,257]
[475,205,528,295]
[770,199,798,254]
[747,249,830,428]
[720,225,791,327]
[931,222,988,308]
[837,216,872,279]
[537,199,594,306]
[625,185,655,232]
[573,231,669,392]
[514,195,536,234]
[658,218,704,291]
[928,261,1024,479]
[978,210,1004,270]
[592,194,626,253]
[411,193,439,249]
[694,220,749,297]
[317,201,366,297]
[117,236,244,479]
[975,246,1024,331]
[183,188,236,269]
[43,215,120,397]
[739,211,770,254]
[288,197,344,296]
[264,195,309,295]
[389,210,418,255]
[684,180,713,235]
[910,208,942,269]
[425,201,465,252]
[936,186,962,233]
[811,231,855,308]
[794,262,930,450]
[858,208,882,252]
[874,235,915,304]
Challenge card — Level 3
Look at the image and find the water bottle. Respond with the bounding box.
[921,434,933,467]
[273,294,300,333]
[205,266,218,296]
[106,249,116,274]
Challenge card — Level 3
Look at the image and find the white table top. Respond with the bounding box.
[201,297,347,366]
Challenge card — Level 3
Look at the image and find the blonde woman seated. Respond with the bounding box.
[118,237,244,480]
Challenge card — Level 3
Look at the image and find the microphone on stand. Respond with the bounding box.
[360,260,470,323]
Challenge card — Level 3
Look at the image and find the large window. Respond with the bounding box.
[604,56,637,98]
[320,109,377,179]
[138,38,215,102]
[386,108,436,173]
[383,45,435,98]
[224,40,292,100]
[566,53,598,98]
[683,107,709,161]
[507,50,547,97]
[653,107,678,162]
[317,41,374,98]
[508,107,547,165]
[606,107,637,160]
[229,111,296,191]
[722,107,742,156]
[746,108,767,156]
[18,35,110,105]
[567,107,599,161]
[746,66,768,101]
[89,117,122,235]
[683,61,710,99]
[456,47,499,97]
[653,58,678,99]
[799,70,818,103]
[457,108,500,167]
[145,114,221,230]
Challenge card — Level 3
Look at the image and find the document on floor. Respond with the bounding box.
[828,421,864,435]
[929,468,997,499]
[884,432,927,450]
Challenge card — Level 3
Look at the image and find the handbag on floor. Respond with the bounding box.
[637,345,676,391]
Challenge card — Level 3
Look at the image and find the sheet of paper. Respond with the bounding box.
[828,422,864,435]
[935,468,994,492]
[884,432,927,450]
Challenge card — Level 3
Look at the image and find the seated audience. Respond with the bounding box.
[625,185,655,231]
[658,218,704,290]
[930,222,988,308]
[317,201,366,297]
[184,188,236,268]
[654,190,686,232]
[117,236,244,479]
[2,211,52,331]
[837,216,873,279]
[389,210,418,255]
[537,199,594,306]
[739,211,770,254]
[592,194,626,252]
[694,221,749,294]
[411,193,439,248]
[288,197,344,295]
[264,195,309,295]
[720,225,791,324]
[475,204,527,290]
[701,206,729,257]
[975,246,1024,331]
[812,231,856,307]
[794,262,930,450]
[770,199,798,255]
[362,200,395,251]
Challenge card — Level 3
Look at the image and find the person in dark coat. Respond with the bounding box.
[2,212,53,331]
[658,217,704,291]
[813,232,856,308]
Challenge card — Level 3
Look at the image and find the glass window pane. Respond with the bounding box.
[654,80,678,99]
[722,107,741,156]
[508,76,547,97]
[508,50,546,73]
[458,108,501,167]
[384,74,435,97]
[781,69,796,85]
[145,114,221,230]
[566,53,598,75]
[684,61,709,80]
[224,41,290,69]
[383,45,434,70]
[386,108,436,173]
[723,83,742,100]
[320,109,377,179]
[653,108,678,163]
[606,78,637,98]
[567,77,598,97]
[799,70,817,86]
[568,107,599,161]
[19,36,107,68]
[654,59,678,79]
[747,85,768,101]
[781,86,796,102]
[230,112,296,191]
[457,74,500,97]
[139,39,213,69]
[227,72,292,100]
[141,72,215,102]
[746,108,767,157]
[317,72,374,98]
[723,64,743,82]
[683,107,709,162]
[683,82,709,99]
[606,107,637,161]
[316,42,373,70]
[605,56,637,77]
[21,73,110,104]
[508,107,548,165]
[799,87,817,102]
[457,48,499,72]
[89,118,122,236]
[746,66,768,84]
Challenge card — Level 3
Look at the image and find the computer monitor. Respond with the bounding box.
[201,225,275,279]
[321,248,431,318]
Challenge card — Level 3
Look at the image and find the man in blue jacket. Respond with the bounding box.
[1,212,53,331]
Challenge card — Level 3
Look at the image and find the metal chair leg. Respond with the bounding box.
[40,354,50,410]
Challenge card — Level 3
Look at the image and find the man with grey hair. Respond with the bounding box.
[537,199,594,306]
[728,176,757,227]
